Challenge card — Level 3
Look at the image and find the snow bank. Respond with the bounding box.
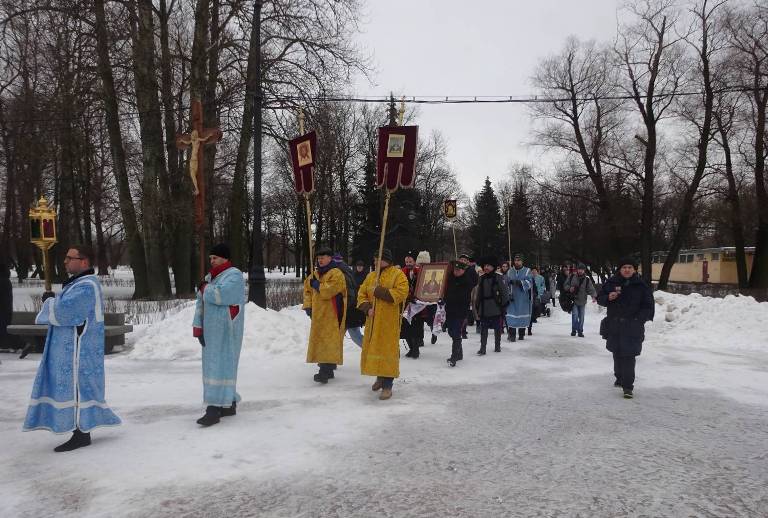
[650,291,768,353]
[128,302,310,360]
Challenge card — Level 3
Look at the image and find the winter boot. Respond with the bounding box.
[54,429,91,452]
[431,334,438,344]
[578,332,584,338]
[371,379,383,391]
[221,401,237,417]
[313,367,330,384]
[379,388,393,400]
[527,326,532,336]
[623,389,634,399]
[446,357,457,367]
[508,329,516,342]
[518,328,525,341]
[570,330,577,337]
[478,328,488,355]
[613,379,622,388]
[494,328,502,353]
[197,406,222,426]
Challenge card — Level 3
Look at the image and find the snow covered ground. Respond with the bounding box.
[1,293,767,517]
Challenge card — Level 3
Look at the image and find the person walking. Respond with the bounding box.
[597,258,655,399]
[302,247,347,384]
[528,266,547,335]
[357,249,409,400]
[23,245,121,452]
[474,257,510,355]
[563,263,597,337]
[192,243,246,426]
[505,254,532,342]
[458,253,478,339]
[444,260,474,366]
[401,251,426,359]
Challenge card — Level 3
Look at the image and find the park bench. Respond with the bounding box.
[6,312,133,354]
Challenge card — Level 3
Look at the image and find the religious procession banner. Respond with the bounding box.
[443,199,457,220]
[289,131,318,194]
[376,126,418,191]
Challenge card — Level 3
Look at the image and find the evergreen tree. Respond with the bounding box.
[470,177,504,258]
[509,180,536,260]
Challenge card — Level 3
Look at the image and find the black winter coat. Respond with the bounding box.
[474,273,510,319]
[444,273,474,322]
[597,273,654,357]
[555,271,568,291]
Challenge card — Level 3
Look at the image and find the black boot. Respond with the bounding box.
[508,329,516,342]
[527,326,532,336]
[431,334,438,344]
[478,327,488,355]
[494,328,502,352]
[221,401,237,417]
[54,429,91,452]
[197,405,222,426]
[518,328,525,341]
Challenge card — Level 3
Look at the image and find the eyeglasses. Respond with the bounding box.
[64,256,85,262]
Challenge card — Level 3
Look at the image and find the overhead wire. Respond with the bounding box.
[0,84,759,131]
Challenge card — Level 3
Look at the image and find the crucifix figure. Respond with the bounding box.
[176,99,223,279]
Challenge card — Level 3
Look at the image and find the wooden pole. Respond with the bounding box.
[305,193,314,276]
[42,245,52,293]
[507,204,512,263]
[375,189,392,285]
[452,223,458,260]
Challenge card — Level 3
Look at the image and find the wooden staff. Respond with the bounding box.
[452,223,458,260]
[374,187,392,285]
[305,193,314,276]
[507,204,512,263]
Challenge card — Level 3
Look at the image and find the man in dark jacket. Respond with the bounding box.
[458,253,479,339]
[474,257,510,355]
[444,260,474,367]
[0,263,13,350]
[353,260,368,288]
[597,257,655,399]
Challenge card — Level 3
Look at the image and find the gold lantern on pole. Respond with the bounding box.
[29,196,57,295]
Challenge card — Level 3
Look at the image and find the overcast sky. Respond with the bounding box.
[354,0,622,195]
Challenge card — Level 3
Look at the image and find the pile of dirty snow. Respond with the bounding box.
[649,291,768,353]
[127,303,310,360]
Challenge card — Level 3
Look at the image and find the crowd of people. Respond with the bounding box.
[9,241,654,452]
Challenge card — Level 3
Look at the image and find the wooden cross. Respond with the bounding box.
[176,99,222,279]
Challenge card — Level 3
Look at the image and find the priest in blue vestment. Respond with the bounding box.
[505,254,533,342]
[193,243,246,427]
[23,245,121,452]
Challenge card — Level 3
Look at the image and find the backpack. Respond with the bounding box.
[335,262,365,329]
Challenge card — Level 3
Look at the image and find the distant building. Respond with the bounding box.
[647,247,755,284]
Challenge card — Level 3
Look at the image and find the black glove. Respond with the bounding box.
[41,292,55,302]
[304,308,312,318]
[197,336,205,347]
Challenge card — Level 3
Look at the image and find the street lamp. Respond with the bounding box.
[29,196,57,297]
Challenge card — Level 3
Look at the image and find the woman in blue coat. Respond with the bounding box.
[597,257,655,399]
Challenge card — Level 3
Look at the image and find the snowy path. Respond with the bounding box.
[1,300,767,517]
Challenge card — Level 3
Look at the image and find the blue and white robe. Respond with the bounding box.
[505,266,533,329]
[193,266,246,407]
[23,273,121,433]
